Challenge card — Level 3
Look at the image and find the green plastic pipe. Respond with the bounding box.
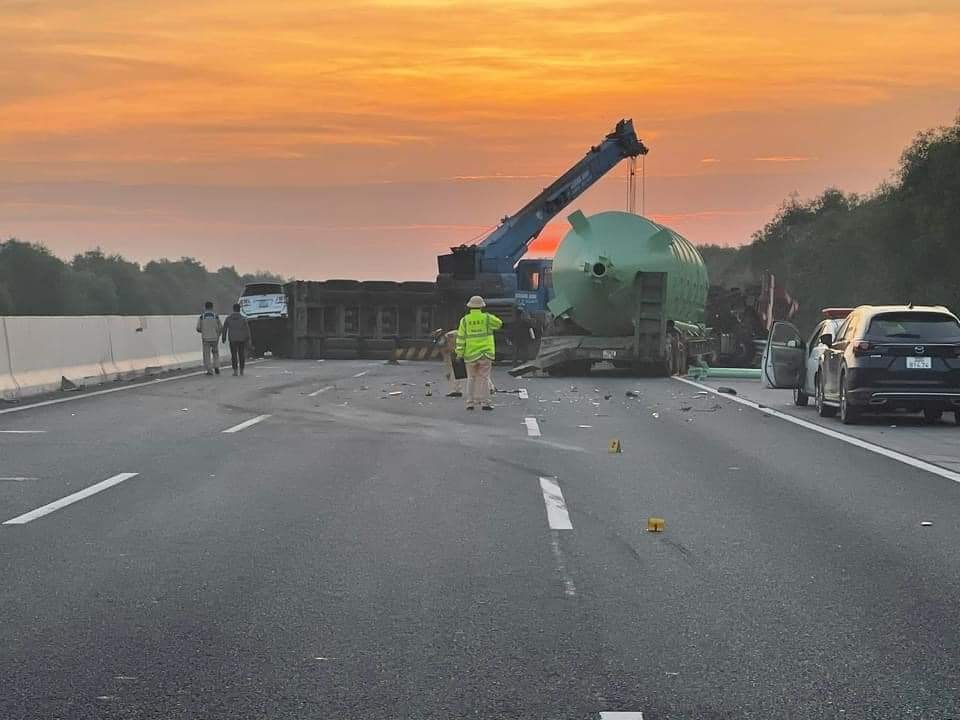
[700,367,762,380]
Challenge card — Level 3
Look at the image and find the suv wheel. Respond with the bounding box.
[793,381,809,407]
[924,408,943,424]
[816,373,837,418]
[840,373,859,425]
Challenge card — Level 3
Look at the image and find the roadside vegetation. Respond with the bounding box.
[699,113,960,333]
[0,243,281,316]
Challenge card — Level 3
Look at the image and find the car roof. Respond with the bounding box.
[850,304,957,321]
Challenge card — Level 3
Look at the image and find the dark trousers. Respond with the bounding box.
[230,341,247,372]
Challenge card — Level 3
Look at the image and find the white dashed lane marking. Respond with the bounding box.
[353,370,369,378]
[600,713,644,719]
[3,472,139,525]
[524,417,541,437]
[539,476,572,530]
[222,414,272,434]
[0,430,47,434]
[308,386,334,397]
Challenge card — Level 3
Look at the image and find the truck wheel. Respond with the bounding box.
[924,408,943,424]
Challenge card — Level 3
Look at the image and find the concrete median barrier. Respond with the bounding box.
[0,314,210,400]
[0,318,19,400]
[5,316,112,396]
[108,316,177,374]
[170,316,204,367]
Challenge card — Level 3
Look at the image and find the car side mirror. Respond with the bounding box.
[819,334,833,346]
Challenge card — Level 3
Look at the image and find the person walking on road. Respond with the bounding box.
[221,303,251,376]
[196,301,222,375]
[455,295,502,411]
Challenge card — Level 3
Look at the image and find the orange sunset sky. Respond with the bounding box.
[2,0,960,279]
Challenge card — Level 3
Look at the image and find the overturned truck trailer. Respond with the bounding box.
[253,280,440,360]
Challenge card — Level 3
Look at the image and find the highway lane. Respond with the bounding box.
[2,359,960,718]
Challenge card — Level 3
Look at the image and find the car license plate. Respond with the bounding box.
[602,350,617,360]
[906,356,931,369]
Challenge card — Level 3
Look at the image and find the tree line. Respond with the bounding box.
[698,113,960,334]
[0,242,282,316]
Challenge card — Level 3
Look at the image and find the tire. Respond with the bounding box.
[793,383,809,407]
[954,411,960,426]
[816,373,837,418]
[839,373,859,425]
[923,408,943,424]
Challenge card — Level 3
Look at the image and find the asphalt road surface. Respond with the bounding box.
[2,359,959,719]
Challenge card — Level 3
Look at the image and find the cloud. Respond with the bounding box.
[753,155,814,163]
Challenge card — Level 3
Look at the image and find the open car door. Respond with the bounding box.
[763,321,805,388]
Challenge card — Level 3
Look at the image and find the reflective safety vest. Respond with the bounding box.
[455,309,503,361]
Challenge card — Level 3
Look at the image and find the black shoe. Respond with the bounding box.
[466,405,475,411]
[214,367,220,375]
[481,404,493,411]
[446,391,463,397]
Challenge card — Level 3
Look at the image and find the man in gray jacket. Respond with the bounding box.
[221,303,251,376]
[196,301,222,375]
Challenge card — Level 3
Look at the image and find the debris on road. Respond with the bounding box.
[921,521,933,527]
[651,412,660,419]
[577,424,592,428]
[626,390,640,398]
[717,386,738,395]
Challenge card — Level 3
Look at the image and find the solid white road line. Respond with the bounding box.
[352,370,369,378]
[3,472,139,525]
[0,430,47,433]
[222,414,272,434]
[539,476,573,530]
[675,377,960,485]
[0,360,265,417]
[0,477,39,482]
[549,531,577,597]
[518,388,529,399]
[524,417,541,437]
[308,386,335,397]
[600,713,644,719]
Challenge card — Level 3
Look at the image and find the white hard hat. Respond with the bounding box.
[467,295,486,308]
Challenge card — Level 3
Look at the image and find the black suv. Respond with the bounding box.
[815,305,960,424]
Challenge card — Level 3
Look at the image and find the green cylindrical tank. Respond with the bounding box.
[548,210,708,336]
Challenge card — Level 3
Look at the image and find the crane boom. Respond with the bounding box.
[477,119,647,271]
[435,119,648,352]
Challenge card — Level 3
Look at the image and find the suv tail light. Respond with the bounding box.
[852,341,873,355]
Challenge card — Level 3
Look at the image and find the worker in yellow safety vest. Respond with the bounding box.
[455,295,503,411]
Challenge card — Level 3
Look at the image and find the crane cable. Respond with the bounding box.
[641,153,646,217]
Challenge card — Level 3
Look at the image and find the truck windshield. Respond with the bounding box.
[866,312,960,340]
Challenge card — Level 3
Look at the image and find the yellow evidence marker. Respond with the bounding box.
[608,438,622,453]
[647,517,666,532]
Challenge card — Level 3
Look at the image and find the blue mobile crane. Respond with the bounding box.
[435,119,647,357]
